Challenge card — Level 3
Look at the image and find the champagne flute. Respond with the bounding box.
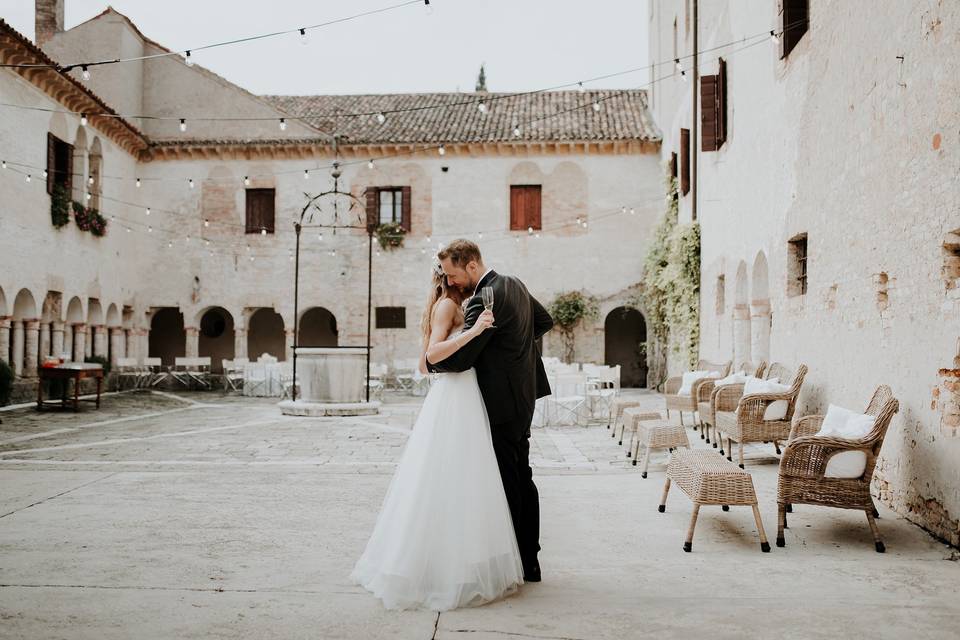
[481,286,496,328]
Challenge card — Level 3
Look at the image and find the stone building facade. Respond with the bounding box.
[1,3,664,390]
[648,0,960,545]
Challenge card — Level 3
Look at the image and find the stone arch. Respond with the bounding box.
[89,137,103,210]
[248,307,286,361]
[545,161,588,237]
[86,299,105,359]
[48,111,70,143]
[149,308,186,367]
[65,296,84,323]
[750,252,771,364]
[72,125,88,202]
[10,290,38,377]
[105,303,121,327]
[0,285,7,317]
[87,298,103,326]
[197,306,235,373]
[733,261,751,365]
[13,289,37,320]
[604,306,648,388]
[298,307,338,347]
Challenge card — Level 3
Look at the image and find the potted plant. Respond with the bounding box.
[375,222,406,250]
[50,183,71,228]
[548,291,599,363]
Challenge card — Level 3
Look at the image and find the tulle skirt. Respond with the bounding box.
[351,369,524,611]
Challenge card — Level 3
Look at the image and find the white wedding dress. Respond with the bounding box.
[351,367,524,610]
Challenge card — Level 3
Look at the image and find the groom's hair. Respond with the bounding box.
[438,239,482,267]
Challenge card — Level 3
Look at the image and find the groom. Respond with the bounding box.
[426,239,554,582]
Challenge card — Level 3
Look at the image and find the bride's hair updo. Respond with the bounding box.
[420,260,464,347]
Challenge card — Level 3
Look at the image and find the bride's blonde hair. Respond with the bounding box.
[421,263,463,348]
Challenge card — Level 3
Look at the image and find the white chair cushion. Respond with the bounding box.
[816,404,876,478]
[715,371,750,386]
[678,370,720,396]
[737,376,791,420]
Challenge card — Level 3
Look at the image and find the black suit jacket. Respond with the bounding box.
[427,271,554,432]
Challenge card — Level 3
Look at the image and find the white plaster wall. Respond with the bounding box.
[649,0,960,543]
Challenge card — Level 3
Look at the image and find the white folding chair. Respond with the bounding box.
[145,357,168,387]
[550,373,590,426]
[115,357,140,390]
[222,358,247,391]
[367,363,388,401]
[187,357,212,389]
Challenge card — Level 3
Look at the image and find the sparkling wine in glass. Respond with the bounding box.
[481,286,496,328]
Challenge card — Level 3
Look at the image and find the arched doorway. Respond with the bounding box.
[198,307,235,373]
[733,262,752,366]
[604,307,648,388]
[149,308,185,367]
[751,252,771,364]
[299,307,338,347]
[248,308,285,361]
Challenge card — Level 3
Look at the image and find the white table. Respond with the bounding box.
[243,362,283,397]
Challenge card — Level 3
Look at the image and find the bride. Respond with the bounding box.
[350,261,524,611]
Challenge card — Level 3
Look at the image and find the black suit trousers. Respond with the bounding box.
[490,412,540,570]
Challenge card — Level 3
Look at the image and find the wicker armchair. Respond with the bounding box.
[776,385,899,552]
[664,360,732,427]
[697,361,766,446]
[714,364,808,468]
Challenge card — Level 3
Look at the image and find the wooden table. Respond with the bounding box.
[37,363,104,412]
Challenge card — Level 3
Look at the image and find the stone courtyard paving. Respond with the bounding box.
[0,390,958,639]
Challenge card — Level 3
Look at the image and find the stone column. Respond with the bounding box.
[185,327,199,358]
[109,328,125,365]
[11,321,25,377]
[92,325,108,359]
[234,329,248,360]
[732,304,752,367]
[72,323,87,363]
[85,326,93,359]
[63,324,74,362]
[139,329,150,363]
[284,329,295,363]
[23,319,40,378]
[124,329,136,363]
[0,317,11,365]
[51,321,65,361]
[38,321,51,364]
[750,299,771,366]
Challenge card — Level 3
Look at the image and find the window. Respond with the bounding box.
[780,0,809,59]
[700,58,727,152]
[46,132,73,195]
[375,306,406,329]
[679,129,690,196]
[716,274,726,315]
[365,186,411,231]
[245,188,275,234]
[788,234,808,297]
[510,185,542,231]
[670,152,678,182]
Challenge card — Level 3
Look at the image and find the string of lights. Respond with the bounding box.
[0,19,803,147]
[0,31,776,248]
[0,20,795,197]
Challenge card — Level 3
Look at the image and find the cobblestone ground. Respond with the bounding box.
[0,390,958,639]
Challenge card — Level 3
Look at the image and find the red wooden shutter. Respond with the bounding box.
[510,186,524,230]
[365,187,378,231]
[717,58,727,147]
[527,186,542,230]
[400,186,412,232]
[46,132,55,194]
[245,190,261,233]
[679,129,690,195]
[262,189,275,232]
[700,74,719,152]
[510,186,541,230]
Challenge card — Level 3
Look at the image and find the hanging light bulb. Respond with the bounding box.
[186,235,191,242]
[513,125,521,137]
[535,232,541,239]
[260,228,267,236]
[126,227,131,233]
[188,178,194,189]
[111,214,116,221]
[426,235,432,243]
[42,169,48,178]
[80,113,88,127]
[578,82,585,94]
[376,112,386,125]
[184,50,194,67]
[330,249,336,257]
[303,169,310,180]
[244,176,250,186]
[770,30,780,43]
[367,159,374,169]
[582,220,588,229]
[438,144,446,156]
[299,28,308,45]
[135,177,141,188]
[593,101,601,112]
[250,256,255,262]
[1,160,6,169]
[168,241,173,248]
[279,118,287,131]
[25,174,31,182]
[204,239,210,246]
[621,206,627,214]
[145,207,151,215]
[179,119,187,132]
[85,191,91,202]
[629,207,635,215]
[478,231,483,240]
[81,65,90,81]
[576,216,582,225]
[675,58,683,72]
[317,233,323,241]
[478,100,487,114]
[148,226,153,233]
[246,244,251,252]
[527,226,533,236]
[376,249,381,257]
[88,175,94,186]
[421,248,426,254]
[424,0,433,14]
[515,236,520,244]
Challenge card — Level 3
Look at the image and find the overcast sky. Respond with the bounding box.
[2,0,649,95]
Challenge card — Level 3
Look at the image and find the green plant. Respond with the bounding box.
[73,201,91,231]
[640,163,701,370]
[375,222,406,250]
[50,182,71,228]
[548,291,598,362]
[71,202,108,236]
[0,360,12,406]
[85,355,111,378]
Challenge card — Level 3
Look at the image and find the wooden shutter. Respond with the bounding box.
[526,186,541,230]
[700,75,719,152]
[717,58,727,147]
[46,132,55,194]
[64,141,73,197]
[670,152,678,180]
[780,0,809,60]
[245,189,275,233]
[510,186,524,230]
[400,186,412,232]
[510,186,541,231]
[365,187,378,231]
[679,129,690,195]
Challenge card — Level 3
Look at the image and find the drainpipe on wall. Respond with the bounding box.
[691,0,699,222]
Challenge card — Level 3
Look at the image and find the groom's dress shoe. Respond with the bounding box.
[523,564,541,583]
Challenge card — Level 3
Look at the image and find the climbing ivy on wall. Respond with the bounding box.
[641,166,701,370]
